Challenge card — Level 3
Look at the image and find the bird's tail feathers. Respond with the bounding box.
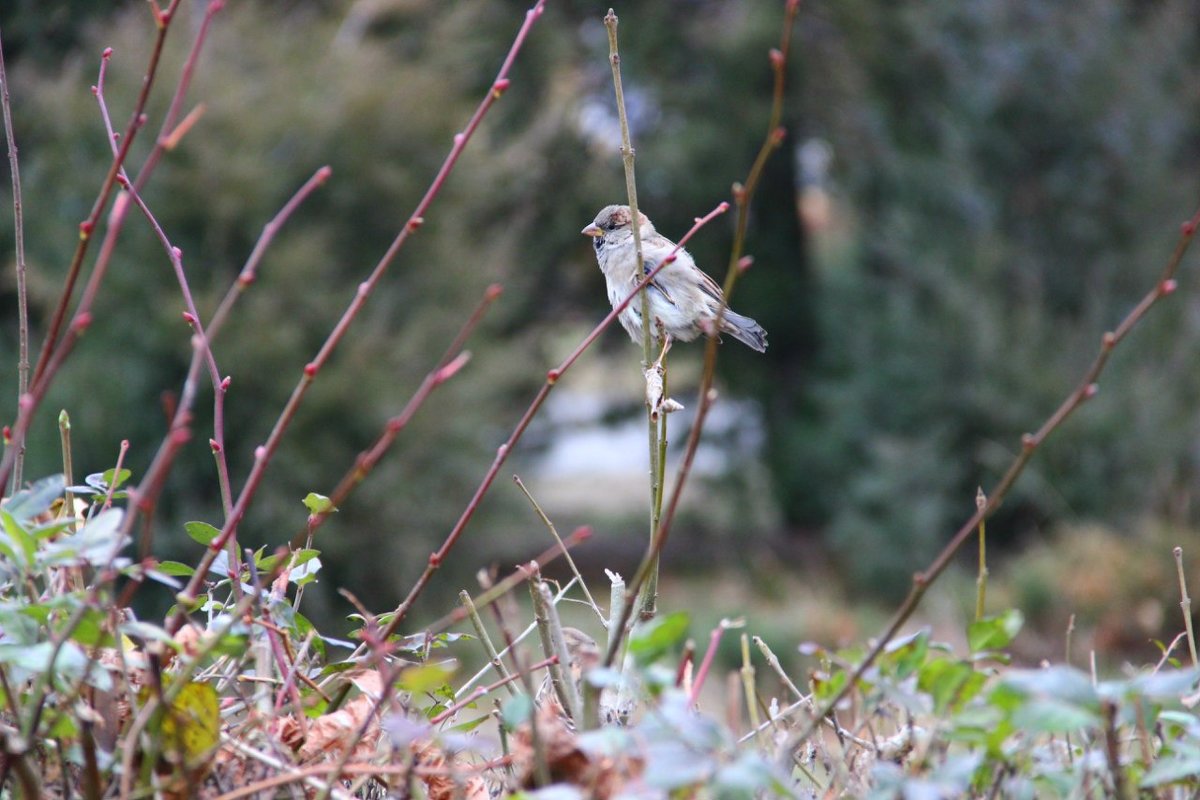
[720,310,768,352]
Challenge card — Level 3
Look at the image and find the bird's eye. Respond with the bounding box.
[592,236,603,251]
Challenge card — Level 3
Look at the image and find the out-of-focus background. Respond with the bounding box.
[3,0,1200,662]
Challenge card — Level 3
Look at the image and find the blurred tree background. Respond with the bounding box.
[1,0,1199,634]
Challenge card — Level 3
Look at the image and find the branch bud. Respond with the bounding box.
[220,376,232,391]
[254,445,267,461]
[492,78,511,98]
[72,312,93,333]
[434,351,471,384]
[738,255,755,273]
[303,362,318,378]
[486,283,504,301]
[1161,278,1179,296]
[1183,220,1196,237]
[769,48,784,70]
[209,439,221,453]
[102,47,113,59]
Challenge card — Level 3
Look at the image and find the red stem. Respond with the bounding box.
[183,0,547,581]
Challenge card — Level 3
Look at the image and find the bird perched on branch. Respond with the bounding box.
[582,205,767,353]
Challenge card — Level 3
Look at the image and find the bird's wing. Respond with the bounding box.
[696,269,726,303]
[639,238,684,305]
[639,259,677,306]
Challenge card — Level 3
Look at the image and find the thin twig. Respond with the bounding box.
[169,2,549,631]
[975,486,988,621]
[513,474,601,615]
[0,24,28,491]
[603,7,664,620]
[460,589,518,697]
[791,205,1200,744]
[1175,546,1198,668]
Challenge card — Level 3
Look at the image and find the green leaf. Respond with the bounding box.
[918,657,985,713]
[185,521,220,546]
[881,628,930,678]
[812,669,848,703]
[302,493,337,515]
[67,607,111,647]
[451,714,490,733]
[1127,668,1200,699]
[967,609,1024,653]
[5,475,65,521]
[120,621,176,646]
[397,664,455,694]
[289,610,326,660]
[998,665,1098,710]
[0,510,36,568]
[627,612,689,665]
[156,560,196,577]
[1010,697,1099,733]
[41,508,127,567]
[501,694,533,731]
[101,468,132,491]
[1140,745,1200,788]
[714,752,783,800]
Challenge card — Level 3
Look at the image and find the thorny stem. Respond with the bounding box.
[0,26,28,491]
[604,0,800,668]
[790,204,1200,745]
[168,3,547,633]
[604,7,664,620]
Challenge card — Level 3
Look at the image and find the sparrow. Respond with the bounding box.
[582,205,767,353]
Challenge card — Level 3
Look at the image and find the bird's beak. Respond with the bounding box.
[581,223,602,237]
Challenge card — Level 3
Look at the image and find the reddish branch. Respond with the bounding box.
[789,208,1200,744]
[170,0,549,631]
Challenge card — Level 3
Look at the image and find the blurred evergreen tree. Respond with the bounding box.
[793,0,1200,595]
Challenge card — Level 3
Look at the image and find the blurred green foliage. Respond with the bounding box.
[1,0,1199,618]
[788,0,1200,594]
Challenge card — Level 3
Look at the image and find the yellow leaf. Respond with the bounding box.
[140,681,220,767]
